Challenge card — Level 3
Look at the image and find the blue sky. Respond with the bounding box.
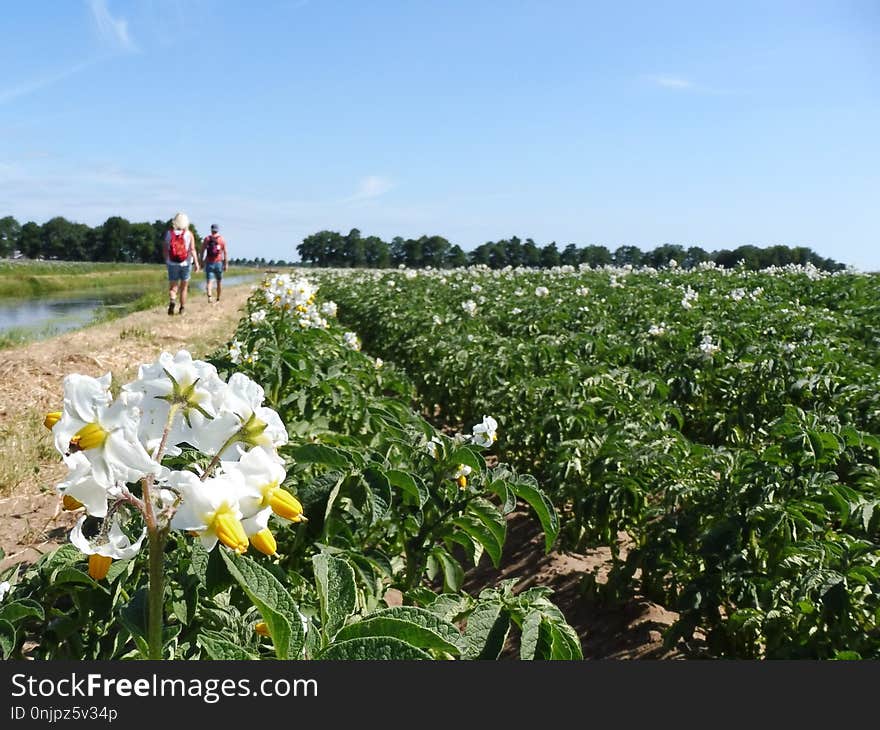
[1,1,877,268]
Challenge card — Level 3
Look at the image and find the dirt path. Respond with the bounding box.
[0,284,253,569]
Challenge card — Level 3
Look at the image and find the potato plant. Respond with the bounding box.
[313,262,880,658]
[0,274,576,660]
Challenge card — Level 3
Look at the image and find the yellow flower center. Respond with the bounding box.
[254,621,270,637]
[210,505,249,553]
[44,411,62,430]
[88,554,113,581]
[250,528,278,556]
[70,422,109,452]
[457,475,468,490]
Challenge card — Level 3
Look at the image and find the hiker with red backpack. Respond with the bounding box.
[163,212,200,316]
[201,223,228,303]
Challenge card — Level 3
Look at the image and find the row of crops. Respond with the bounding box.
[312,262,880,658]
[0,273,579,660]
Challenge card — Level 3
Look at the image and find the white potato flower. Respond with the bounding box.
[471,415,498,448]
[53,373,161,489]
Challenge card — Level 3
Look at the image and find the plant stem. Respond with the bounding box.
[146,527,167,659]
[142,403,178,660]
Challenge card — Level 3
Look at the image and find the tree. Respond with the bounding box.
[421,235,451,268]
[403,238,423,268]
[522,239,541,267]
[363,235,390,267]
[540,242,560,268]
[683,246,710,268]
[580,245,612,267]
[560,243,580,266]
[0,216,21,257]
[389,237,407,267]
[97,216,132,261]
[19,222,41,258]
[40,216,80,259]
[646,244,686,268]
[613,245,643,266]
[446,244,467,268]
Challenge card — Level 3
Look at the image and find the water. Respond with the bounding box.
[0,289,146,341]
[0,274,259,343]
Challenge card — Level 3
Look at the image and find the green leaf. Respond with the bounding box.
[221,550,305,660]
[312,553,358,639]
[0,619,16,659]
[449,446,484,472]
[38,544,82,573]
[198,630,258,660]
[52,567,109,593]
[547,622,582,660]
[468,498,508,562]
[363,468,393,523]
[335,607,461,655]
[432,547,464,593]
[453,515,502,568]
[462,602,510,660]
[509,475,559,552]
[119,587,150,659]
[291,443,352,469]
[519,611,543,660]
[296,470,344,520]
[0,599,44,624]
[318,636,431,660]
[384,469,429,508]
[191,540,232,596]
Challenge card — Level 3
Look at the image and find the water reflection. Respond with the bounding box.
[0,274,260,341]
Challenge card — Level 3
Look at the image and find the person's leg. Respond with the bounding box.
[168,281,179,315]
[206,265,215,302]
[179,277,189,313]
[167,264,179,314]
[215,267,223,302]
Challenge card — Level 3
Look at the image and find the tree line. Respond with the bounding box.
[0,215,180,263]
[298,229,844,271]
[0,215,845,271]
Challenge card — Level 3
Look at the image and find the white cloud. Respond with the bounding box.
[648,75,694,90]
[0,60,97,106]
[349,175,395,201]
[88,0,138,52]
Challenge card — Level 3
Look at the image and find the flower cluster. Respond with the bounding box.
[699,335,721,357]
[260,273,329,329]
[681,285,699,309]
[46,350,304,579]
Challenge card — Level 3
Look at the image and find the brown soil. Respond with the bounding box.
[0,285,252,569]
[460,511,703,659]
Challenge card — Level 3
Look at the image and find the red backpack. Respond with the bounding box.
[204,235,220,260]
[168,230,189,262]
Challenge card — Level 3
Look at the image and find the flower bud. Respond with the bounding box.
[250,528,278,556]
[62,494,84,511]
[88,554,113,581]
[254,621,270,637]
[214,511,249,553]
[44,411,62,430]
[268,489,305,522]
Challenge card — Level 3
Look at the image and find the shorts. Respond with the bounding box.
[205,262,224,281]
[167,263,191,282]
